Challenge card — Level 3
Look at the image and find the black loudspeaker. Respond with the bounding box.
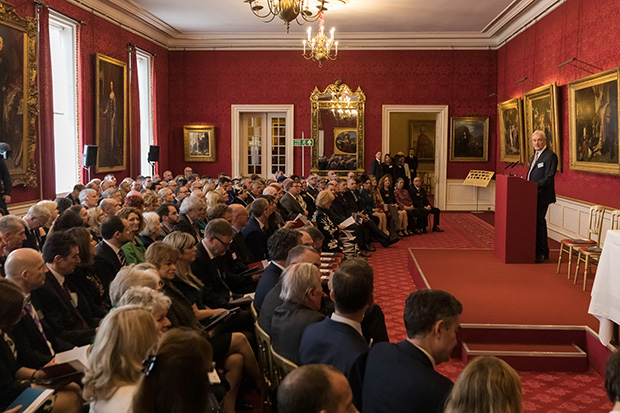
[82,145,98,167]
[148,145,160,162]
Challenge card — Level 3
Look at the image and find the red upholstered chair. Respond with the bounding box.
[574,209,620,291]
[557,205,606,279]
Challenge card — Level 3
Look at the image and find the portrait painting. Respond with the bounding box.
[524,83,561,171]
[569,68,620,175]
[184,125,216,162]
[0,4,37,186]
[333,128,357,155]
[450,117,489,162]
[409,120,436,161]
[498,98,523,163]
[95,54,127,173]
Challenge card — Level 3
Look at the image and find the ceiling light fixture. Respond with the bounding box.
[245,0,348,33]
[302,13,337,67]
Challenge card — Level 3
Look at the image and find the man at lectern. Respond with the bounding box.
[526,130,558,263]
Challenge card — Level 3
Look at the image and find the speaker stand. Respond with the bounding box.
[82,166,91,183]
[150,162,156,177]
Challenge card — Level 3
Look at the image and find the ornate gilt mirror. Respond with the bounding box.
[310,79,365,175]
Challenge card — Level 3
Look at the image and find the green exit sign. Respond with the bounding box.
[293,139,314,146]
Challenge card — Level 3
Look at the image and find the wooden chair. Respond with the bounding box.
[557,205,606,278]
[574,209,620,291]
[270,344,298,388]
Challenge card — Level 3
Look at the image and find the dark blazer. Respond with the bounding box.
[342,190,364,214]
[331,195,352,224]
[527,147,558,206]
[362,341,453,413]
[271,300,325,364]
[409,185,431,209]
[232,197,249,207]
[369,159,382,178]
[306,185,319,198]
[280,192,306,221]
[22,225,42,251]
[254,262,283,312]
[241,216,268,262]
[93,241,123,293]
[299,317,369,379]
[30,271,97,347]
[191,242,232,309]
[173,213,202,244]
[301,190,316,217]
[404,155,419,178]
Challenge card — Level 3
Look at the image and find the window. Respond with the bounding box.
[49,12,79,194]
[136,49,154,177]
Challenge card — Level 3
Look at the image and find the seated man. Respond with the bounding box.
[94,215,133,293]
[299,258,373,379]
[277,364,357,413]
[362,289,462,413]
[271,263,325,364]
[0,215,27,257]
[174,195,207,243]
[606,350,620,412]
[280,180,308,221]
[409,176,443,232]
[22,204,51,251]
[253,228,301,311]
[241,198,270,262]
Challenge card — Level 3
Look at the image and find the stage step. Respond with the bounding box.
[461,342,588,372]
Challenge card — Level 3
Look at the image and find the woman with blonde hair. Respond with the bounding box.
[205,189,224,208]
[87,206,104,238]
[117,286,172,337]
[108,263,161,307]
[444,356,522,413]
[142,191,160,213]
[83,306,159,413]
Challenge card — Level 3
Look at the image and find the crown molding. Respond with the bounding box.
[66,0,567,51]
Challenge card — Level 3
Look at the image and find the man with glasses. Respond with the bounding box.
[174,185,190,208]
[280,179,308,221]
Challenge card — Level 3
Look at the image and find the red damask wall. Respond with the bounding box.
[9,0,169,203]
[167,49,497,178]
[497,0,620,207]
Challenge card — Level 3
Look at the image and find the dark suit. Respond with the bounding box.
[409,185,441,228]
[22,225,42,251]
[362,341,453,413]
[369,159,382,179]
[191,242,233,309]
[174,213,202,244]
[405,155,419,180]
[30,271,97,346]
[254,262,283,312]
[257,280,283,334]
[280,192,306,221]
[299,317,369,379]
[527,147,558,258]
[93,241,123,293]
[271,300,325,364]
[241,216,268,261]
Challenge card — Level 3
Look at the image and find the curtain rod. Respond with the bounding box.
[34,0,87,25]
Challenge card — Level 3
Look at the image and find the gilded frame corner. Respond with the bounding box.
[524,83,561,171]
[498,97,524,164]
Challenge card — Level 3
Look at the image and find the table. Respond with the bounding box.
[588,230,620,345]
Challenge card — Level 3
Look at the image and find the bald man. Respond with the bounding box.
[5,248,72,367]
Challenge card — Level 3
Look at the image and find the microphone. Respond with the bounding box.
[504,161,517,171]
[508,161,519,169]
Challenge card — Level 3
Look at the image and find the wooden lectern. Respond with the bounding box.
[495,175,537,263]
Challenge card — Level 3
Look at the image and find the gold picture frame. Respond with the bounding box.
[95,53,127,173]
[498,98,524,163]
[0,3,38,186]
[450,117,489,162]
[524,83,561,171]
[568,68,620,175]
[184,125,216,162]
[333,127,357,155]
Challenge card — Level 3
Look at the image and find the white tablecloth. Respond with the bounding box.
[589,230,620,345]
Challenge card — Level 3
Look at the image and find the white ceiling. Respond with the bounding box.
[69,0,566,49]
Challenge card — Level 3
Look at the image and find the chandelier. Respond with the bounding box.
[245,0,348,33]
[331,89,357,120]
[302,14,337,67]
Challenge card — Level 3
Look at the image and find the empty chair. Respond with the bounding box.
[574,209,620,291]
[557,205,606,278]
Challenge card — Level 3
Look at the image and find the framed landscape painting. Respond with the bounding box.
[568,68,620,175]
[184,125,216,162]
[498,98,524,163]
[95,53,127,173]
[450,117,489,162]
[0,3,37,186]
[524,83,561,171]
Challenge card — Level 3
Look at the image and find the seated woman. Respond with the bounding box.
[87,207,104,240]
[138,212,162,249]
[108,264,161,308]
[132,329,221,413]
[0,279,81,413]
[445,356,522,413]
[145,242,261,413]
[142,192,160,213]
[83,306,159,413]
[116,286,172,338]
[359,176,388,236]
[379,174,408,237]
[312,190,343,254]
[66,226,110,314]
[394,177,423,235]
[116,207,146,264]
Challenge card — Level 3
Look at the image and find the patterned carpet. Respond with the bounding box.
[368,212,610,413]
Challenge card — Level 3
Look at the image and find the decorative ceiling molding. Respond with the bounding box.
[66,0,567,51]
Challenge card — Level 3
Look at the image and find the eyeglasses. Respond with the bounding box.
[213,236,232,248]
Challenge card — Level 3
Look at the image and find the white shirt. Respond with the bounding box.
[331,313,363,337]
[90,385,136,413]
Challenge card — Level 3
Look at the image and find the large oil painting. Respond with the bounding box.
[96,53,127,173]
[524,83,561,171]
[498,98,523,163]
[184,125,216,162]
[0,4,37,186]
[569,68,620,175]
[450,117,489,162]
[409,120,435,161]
